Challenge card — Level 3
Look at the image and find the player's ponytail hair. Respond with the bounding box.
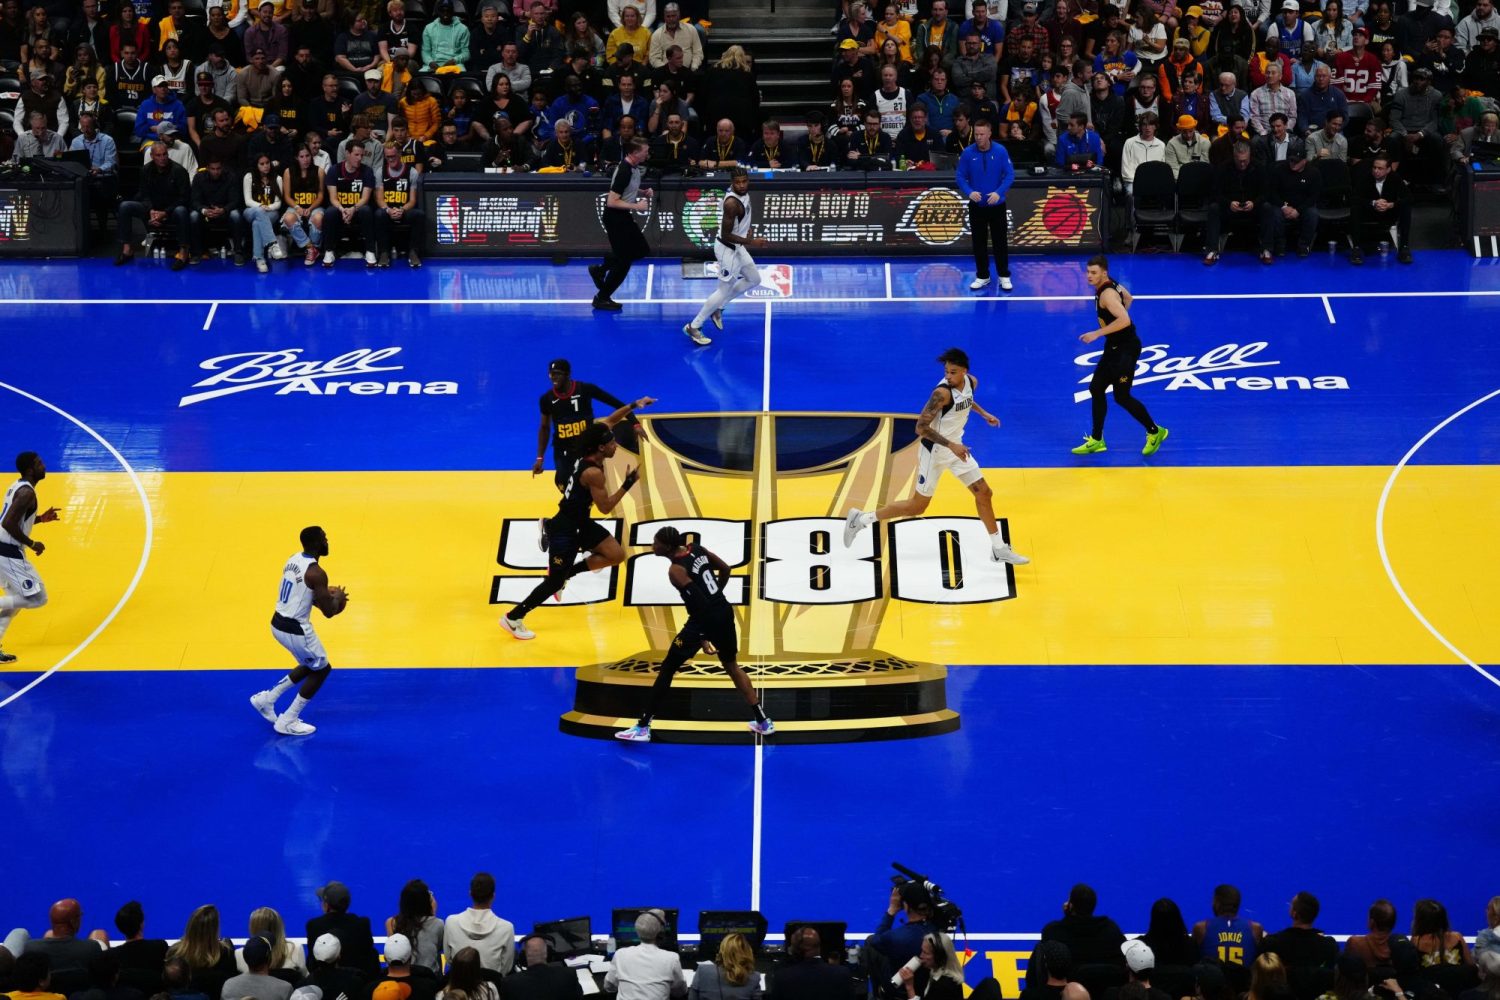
[655,526,683,549]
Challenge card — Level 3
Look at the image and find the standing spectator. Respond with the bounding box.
[1164,111,1208,172]
[219,938,291,1000]
[136,74,186,140]
[1333,26,1380,102]
[385,883,444,977]
[1307,108,1347,158]
[700,45,759,142]
[914,0,959,66]
[166,906,236,1000]
[335,13,382,76]
[234,910,304,977]
[442,875,515,976]
[1249,60,1296,133]
[604,912,685,1000]
[423,2,471,73]
[1202,140,1263,261]
[280,141,325,263]
[1259,136,1319,258]
[1120,110,1166,191]
[304,883,380,982]
[1457,0,1500,52]
[244,2,290,66]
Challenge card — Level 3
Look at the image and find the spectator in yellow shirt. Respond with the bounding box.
[876,3,914,64]
[397,85,440,139]
[607,5,652,61]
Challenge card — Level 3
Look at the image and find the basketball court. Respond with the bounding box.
[1,251,1497,989]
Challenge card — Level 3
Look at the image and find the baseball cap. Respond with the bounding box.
[1482,25,1500,38]
[197,70,214,81]
[839,38,859,48]
[262,111,282,126]
[1412,65,1433,77]
[151,74,168,86]
[383,934,413,964]
[898,881,932,908]
[372,985,411,1000]
[1280,1,1298,9]
[1122,940,1155,974]
[28,67,46,79]
[157,120,178,136]
[317,881,351,909]
[312,934,341,963]
[548,358,572,373]
[1173,36,1190,46]
[290,989,322,1000]
[1287,136,1308,160]
[1023,1,1039,12]
[1176,113,1197,128]
[1352,23,1369,34]
[242,936,272,969]
[1185,4,1203,13]
[365,67,383,79]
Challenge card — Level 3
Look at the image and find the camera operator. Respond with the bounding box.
[866,883,933,999]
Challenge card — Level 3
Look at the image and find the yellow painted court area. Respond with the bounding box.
[3,465,1496,672]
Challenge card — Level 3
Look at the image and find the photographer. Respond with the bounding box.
[867,883,933,999]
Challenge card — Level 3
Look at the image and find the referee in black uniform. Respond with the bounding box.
[589,136,653,311]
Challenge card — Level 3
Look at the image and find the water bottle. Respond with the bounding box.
[1327,240,1336,254]
[1377,240,1391,254]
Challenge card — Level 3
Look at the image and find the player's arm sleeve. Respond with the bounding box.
[591,383,628,409]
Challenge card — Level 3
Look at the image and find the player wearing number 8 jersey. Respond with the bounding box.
[842,348,1030,566]
[249,526,349,736]
[616,526,774,743]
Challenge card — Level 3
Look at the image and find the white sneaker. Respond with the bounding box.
[843,509,869,547]
[709,309,724,331]
[274,716,316,736]
[255,257,269,274]
[322,250,335,266]
[536,517,549,552]
[364,250,377,266]
[250,690,278,722]
[270,240,287,260]
[969,276,991,290]
[684,323,712,346]
[999,276,1014,291]
[501,614,535,640]
[615,724,652,742]
[991,542,1030,565]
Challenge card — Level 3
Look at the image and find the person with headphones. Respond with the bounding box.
[896,932,965,1000]
[866,883,933,999]
[604,911,686,999]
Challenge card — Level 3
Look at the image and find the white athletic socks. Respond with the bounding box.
[269,676,295,699]
[283,695,310,721]
[858,511,878,528]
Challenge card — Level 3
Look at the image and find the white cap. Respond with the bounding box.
[1280,1,1299,10]
[384,934,412,964]
[151,74,168,86]
[291,989,323,1000]
[1122,940,1155,974]
[364,67,383,80]
[313,933,342,963]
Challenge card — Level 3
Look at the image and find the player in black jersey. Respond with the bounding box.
[532,358,644,492]
[501,407,653,640]
[1073,255,1169,457]
[615,526,774,743]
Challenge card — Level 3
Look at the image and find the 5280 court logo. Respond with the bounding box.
[489,515,1019,608]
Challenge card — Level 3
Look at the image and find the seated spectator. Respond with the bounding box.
[297,938,359,1000]
[1094,30,1139,95]
[247,111,295,171]
[772,927,853,1000]
[894,105,937,165]
[1297,65,1348,133]
[265,76,304,140]
[607,5,651,62]
[1000,36,1045,104]
[1194,886,1264,979]
[366,933,436,1000]
[1387,67,1445,184]
[1308,110,1348,160]
[16,902,110,992]
[1020,941,1088,1000]
[650,4,703,69]
[1318,953,1371,1000]
[397,84,442,142]
[1290,46,1330,95]
[7,953,64,1000]
[656,44,699,104]
[946,104,976,152]
[1141,900,1198,970]
[798,112,835,168]
[470,4,512,76]
[1250,36,1294,89]
[697,117,747,169]
[1103,942,1173,1000]
[422,2,470,73]
[1203,138,1265,262]
[221,937,292,1000]
[13,110,64,158]
[1041,885,1127,970]
[1249,61,1297,134]
[167,906,237,1000]
[1169,71,1211,133]
[837,1,879,56]
[1248,955,1290,1000]
[161,957,209,1000]
[539,118,594,168]
[874,4,913,65]
[71,78,110,136]
[351,70,394,124]
[1207,71,1248,128]
[438,950,497,1000]
[840,105,894,168]
[747,119,792,167]
[1253,112,1294,166]
[190,155,247,262]
[1378,40,1407,107]
[603,912,684,1000]
[687,932,759,1000]
[1262,894,1340,972]
[895,932,963,1000]
[117,134,192,273]
[1121,111,1167,193]
[1159,37,1203,99]
[384,882,442,978]
[1333,26,1381,103]
[242,152,284,271]
[381,51,414,99]
[999,87,1043,164]
[833,38,876,97]
[70,948,141,1000]
[1412,900,1473,969]
[197,40,242,99]
[1057,111,1104,165]
[149,122,201,174]
[443,874,514,976]
[305,883,380,983]
[602,71,650,141]
[1453,110,1500,165]
[1260,136,1320,259]
[111,902,167,997]
[483,115,535,169]
[1389,938,1448,1000]
[518,4,567,77]
[334,12,382,77]
[1414,26,1463,92]
[917,67,960,137]
[502,936,581,1000]
[1164,112,1210,173]
[236,909,306,977]
[1345,901,1399,969]
[186,72,232,147]
[1461,952,1500,1000]
[1476,899,1500,964]
[1462,27,1500,94]
[543,75,600,142]
[1349,114,1400,167]
[486,74,534,138]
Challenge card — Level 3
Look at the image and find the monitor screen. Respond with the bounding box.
[531,916,592,960]
[613,908,679,950]
[697,911,768,960]
[782,921,848,960]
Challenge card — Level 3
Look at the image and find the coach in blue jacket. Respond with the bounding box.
[955,118,1015,292]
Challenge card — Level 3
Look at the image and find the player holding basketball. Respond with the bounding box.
[616,526,773,743]
[1073,255,1169,457]
[0,451,60,663]
[250,526,348,736]
[683,167,767,347]
[502,399,655,640]
[843,349,1029,566]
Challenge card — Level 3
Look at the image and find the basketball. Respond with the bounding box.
[1042,193,1087,240]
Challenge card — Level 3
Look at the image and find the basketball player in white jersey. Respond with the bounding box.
[843,349,1030,565]
[683,167,767,347]
[250,526,349,735]
[0,452,60,663]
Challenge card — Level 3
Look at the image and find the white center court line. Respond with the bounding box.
[1376,386,1500,691]
[750,299,773,909]
[761,301,773,412]
[0,382,155,710]
[644,264,655,302]
[884,262,893,300]
[1321,296,1336,324]
[203,302,218,330]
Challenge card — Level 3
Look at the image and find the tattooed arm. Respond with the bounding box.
[915,386,969,460]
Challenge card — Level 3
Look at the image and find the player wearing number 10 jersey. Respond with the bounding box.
[615,527,775,743]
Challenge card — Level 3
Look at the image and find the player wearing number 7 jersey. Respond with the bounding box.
[615,526,774,743]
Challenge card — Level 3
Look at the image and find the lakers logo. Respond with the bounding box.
[1013,187,1096,248]
[895,187,969,247]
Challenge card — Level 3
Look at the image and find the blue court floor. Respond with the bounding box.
[1,253,1498,980]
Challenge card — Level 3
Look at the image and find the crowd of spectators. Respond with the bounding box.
[3,880,1500,1000]
[2,0,1499,265]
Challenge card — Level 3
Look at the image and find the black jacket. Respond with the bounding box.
[771,958,858,1000]
[1267,160,1321,209]
[1039,914,1127,968]
[190,168,243,211]
[136,159,191,210]
[306,913,381,982]
[1351,167,1410,211]
[501,963,585,1000]
[1212,158,1267,204]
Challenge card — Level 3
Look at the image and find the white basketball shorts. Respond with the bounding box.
[713,240,760,286]
[914,442,983,497]
[272,622,329,671]
[0,552,46,606]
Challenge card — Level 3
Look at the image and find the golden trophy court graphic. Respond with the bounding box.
[552,412,1023,744]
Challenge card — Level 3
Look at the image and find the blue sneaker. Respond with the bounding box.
[615,724,652,742]
[748,718,776,736]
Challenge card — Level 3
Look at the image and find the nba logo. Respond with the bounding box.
[747,264,794,299]
[436,196,461,245]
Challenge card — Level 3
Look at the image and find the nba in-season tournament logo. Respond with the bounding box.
[493,413,1023,743]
